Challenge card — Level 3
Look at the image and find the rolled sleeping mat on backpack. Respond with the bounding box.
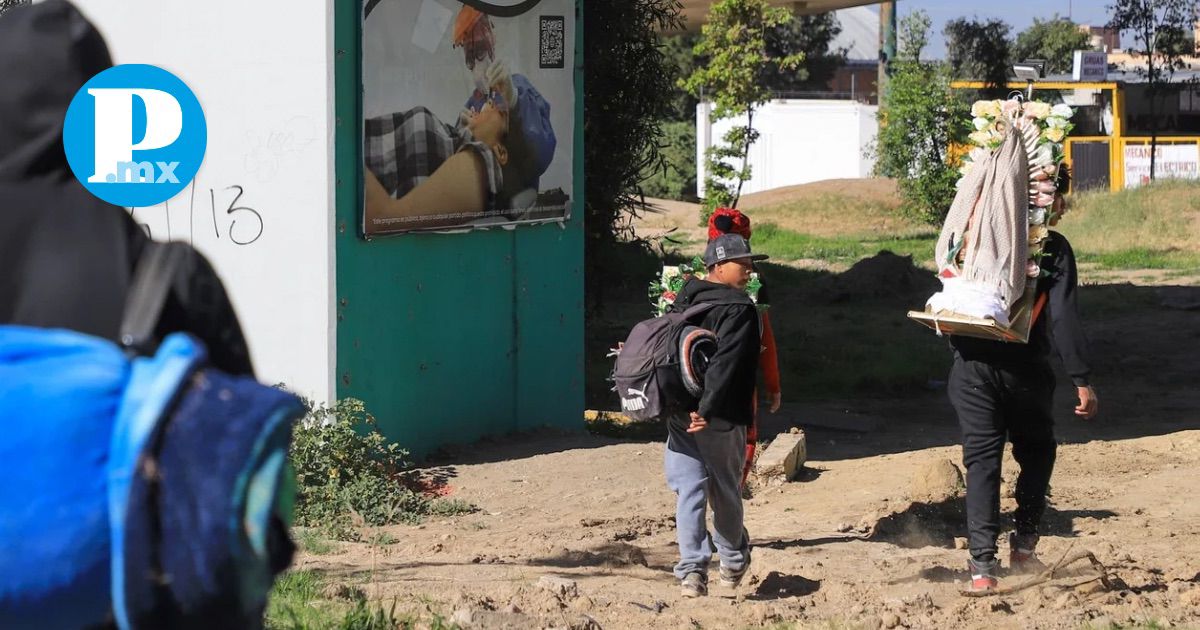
[109,334,303,630]
[0,327,128,630]
[678,326,717,399]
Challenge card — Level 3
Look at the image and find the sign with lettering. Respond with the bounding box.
[1073,51,1108,81]
[1123,143,1200,188]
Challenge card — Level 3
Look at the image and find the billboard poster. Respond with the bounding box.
[362,0,574,235]
[1123,143,1200,188]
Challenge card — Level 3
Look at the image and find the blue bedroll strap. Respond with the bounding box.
[107,333,206,630]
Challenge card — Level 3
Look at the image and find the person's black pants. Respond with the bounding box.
[949,358,1057,561]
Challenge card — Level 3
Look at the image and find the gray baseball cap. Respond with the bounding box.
[703,233,769,267]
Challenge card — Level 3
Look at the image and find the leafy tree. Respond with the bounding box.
[1012,17,1096,74]
[763,12,848,95]
[1108,0,1199,180]
[944,17,1013,91]
[584,0,684,305]
[639,121,698,200]
[666,13,844,121]
[874,10,969,224]
[682,0,804,220]
[662,32,703,122]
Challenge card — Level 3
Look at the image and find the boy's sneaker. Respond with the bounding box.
[1008,533,1046,574]
[680,572,708,598]
[719,557,751,588]
[968,557,999,592]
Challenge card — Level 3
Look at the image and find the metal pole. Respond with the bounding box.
[879,2,897,104]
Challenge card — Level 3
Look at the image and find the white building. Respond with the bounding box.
[696,99,879,197]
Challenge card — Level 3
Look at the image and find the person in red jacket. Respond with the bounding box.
[707,208,782,486]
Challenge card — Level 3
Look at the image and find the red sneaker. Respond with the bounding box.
[1008,533,1046,574]
[968,557,999,592]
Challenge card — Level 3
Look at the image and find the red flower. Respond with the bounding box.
[663,291,677,302]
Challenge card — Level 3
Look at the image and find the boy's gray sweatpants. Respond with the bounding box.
[663,416,751,579]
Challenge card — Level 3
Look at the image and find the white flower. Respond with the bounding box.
[1043,127,1066,143]
[661,266,680,290]
[968,131,993,146]
[972,100,1002,119]
[1046,116,1070,129]
[973,117,990,131]
[1029,208,1047,224]
[1023,101,1052,120]
[1051,103,1074,119]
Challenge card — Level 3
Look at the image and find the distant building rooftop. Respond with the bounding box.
[831,5,879,62]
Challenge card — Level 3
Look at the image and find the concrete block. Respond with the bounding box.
[755,430,807,484]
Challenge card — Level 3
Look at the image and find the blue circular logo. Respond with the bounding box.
[63,64,206,207]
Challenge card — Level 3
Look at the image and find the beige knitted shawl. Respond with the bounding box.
[935,127,1030,308]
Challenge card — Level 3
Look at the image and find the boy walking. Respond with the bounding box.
[664,234,766,597]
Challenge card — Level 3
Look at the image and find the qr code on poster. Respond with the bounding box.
[540,16,565,69]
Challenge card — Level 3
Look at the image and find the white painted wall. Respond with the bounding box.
[697,99,879,197]
[73,0,336,402]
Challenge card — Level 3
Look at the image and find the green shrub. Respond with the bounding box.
[640,120,698,201]
[291,399,473,540]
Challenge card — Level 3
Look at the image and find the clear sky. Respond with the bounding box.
[895,0,1115,59]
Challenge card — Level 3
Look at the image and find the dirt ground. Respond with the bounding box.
[298,285,1200,629]
[297,184,1200,629]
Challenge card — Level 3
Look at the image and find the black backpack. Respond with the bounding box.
[610,303,718,421]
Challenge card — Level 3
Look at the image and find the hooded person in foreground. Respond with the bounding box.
[0,0,253,377]
[0,4,297,628]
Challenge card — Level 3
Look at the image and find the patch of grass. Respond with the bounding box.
[367,531,399,546]
[1077,248,1200,271]
[265,570,334,629]
[427,498,476,518]
[295,528,336,555]
[1064,180,1200,266]
[265,570,460,630]
[741,181,921,240]
[1081,621,1177,630]
[752,222,937,267]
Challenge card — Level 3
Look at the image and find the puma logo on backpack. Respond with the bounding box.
[610,303,718,422]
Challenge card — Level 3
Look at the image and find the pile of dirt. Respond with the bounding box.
[825,251,939,303]
[911,459,966,504]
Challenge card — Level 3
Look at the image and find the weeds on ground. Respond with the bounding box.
[292,399,475,541]
[1081,620,1178,630]
[265,570,460,630]
[295,528,336,555]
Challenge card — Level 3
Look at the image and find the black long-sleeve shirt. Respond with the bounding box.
[951,231,1092,386]
[672,278,761,426]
